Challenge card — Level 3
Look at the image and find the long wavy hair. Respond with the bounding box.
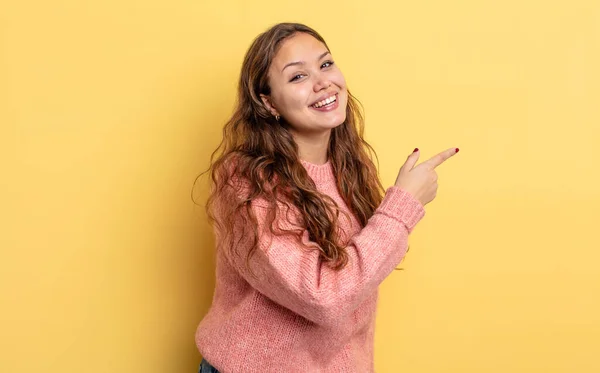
[194,23,394,275]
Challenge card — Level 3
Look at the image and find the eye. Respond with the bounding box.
[321,60,334,68]
[290,73,305,82]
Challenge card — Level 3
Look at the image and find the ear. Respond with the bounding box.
[260,94,279,117]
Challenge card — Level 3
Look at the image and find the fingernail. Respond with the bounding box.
[413,148,419,153]
[455,148,460,153]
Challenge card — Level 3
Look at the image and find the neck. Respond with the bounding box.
[292,129,331,165]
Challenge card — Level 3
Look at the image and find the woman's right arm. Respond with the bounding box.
[215,184,425,327]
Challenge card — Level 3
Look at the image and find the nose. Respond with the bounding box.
[313,72,332,92]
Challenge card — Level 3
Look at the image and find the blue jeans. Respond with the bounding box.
[199,358,220,373]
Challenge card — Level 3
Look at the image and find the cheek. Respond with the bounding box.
[282,86,312,111]
[331,69,347,89]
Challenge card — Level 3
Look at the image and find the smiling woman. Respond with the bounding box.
[193,22,430,373]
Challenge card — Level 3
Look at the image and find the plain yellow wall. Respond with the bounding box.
[2,0,599,372]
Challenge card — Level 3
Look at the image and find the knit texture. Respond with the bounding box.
[195,159,426,373]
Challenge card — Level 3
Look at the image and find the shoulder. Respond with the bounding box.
[216,154,288,208]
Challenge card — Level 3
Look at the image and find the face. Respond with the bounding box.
[261,32,348,137]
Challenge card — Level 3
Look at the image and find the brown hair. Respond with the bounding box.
[193,22,388,275]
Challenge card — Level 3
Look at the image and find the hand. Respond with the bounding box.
[394,147,459,206]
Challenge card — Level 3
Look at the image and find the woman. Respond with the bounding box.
[194,22,458,373]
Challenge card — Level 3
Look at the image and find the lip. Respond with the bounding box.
[310,95,339,112]
[309,92,338,107]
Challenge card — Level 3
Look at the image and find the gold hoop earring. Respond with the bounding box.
[275,114,280,121]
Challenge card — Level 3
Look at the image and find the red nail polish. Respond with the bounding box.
[455,148,460,153]
[413,148,419,153]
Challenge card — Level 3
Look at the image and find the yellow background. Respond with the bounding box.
[2,0,599,372]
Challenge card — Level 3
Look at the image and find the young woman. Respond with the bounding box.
[194,22,459,373]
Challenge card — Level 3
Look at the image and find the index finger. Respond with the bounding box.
[423,148,459,169]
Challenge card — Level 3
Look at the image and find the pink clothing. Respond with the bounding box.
[195,159,426,373]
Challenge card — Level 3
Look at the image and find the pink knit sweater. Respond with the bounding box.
[195,159,426,373]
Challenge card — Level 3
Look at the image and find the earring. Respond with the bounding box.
[275,114,280,121]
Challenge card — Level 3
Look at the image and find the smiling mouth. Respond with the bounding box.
[311,94,337,108]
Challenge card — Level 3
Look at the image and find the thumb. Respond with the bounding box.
[401,148,420,173]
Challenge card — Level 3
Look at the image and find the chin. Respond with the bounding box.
[328,112,347,128]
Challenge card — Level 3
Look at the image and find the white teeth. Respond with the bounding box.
[313,94,337,108]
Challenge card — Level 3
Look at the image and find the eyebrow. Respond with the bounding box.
[281,51,331,73]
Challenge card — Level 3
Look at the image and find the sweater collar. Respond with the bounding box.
[299,159,335,183]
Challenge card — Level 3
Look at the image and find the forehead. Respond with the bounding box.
[270,33,328,72]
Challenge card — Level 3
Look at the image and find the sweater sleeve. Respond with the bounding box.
[216,185,426,327]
